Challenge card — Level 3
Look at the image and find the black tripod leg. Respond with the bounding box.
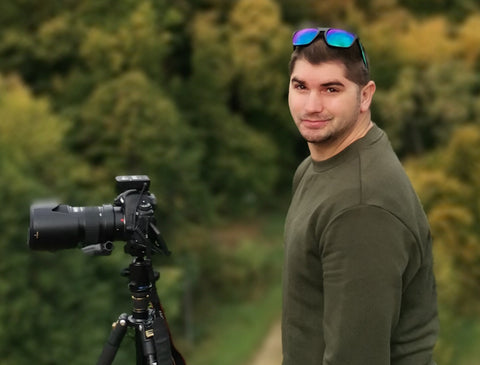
[135,324,158,365]
[97,313,129,365]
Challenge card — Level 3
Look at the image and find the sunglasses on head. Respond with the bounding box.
[292,27,369,71]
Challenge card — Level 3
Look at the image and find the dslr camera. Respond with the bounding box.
[28,175,169,257]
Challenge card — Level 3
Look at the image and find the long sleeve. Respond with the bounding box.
[321,206,416,365]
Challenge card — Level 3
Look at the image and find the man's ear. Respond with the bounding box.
[360,81,376,113]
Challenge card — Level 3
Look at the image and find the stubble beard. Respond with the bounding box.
[300,117,350,146]
[302,126,334,144]
[301,107,361,147]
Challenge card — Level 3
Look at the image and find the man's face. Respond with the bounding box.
[288,59,368,158]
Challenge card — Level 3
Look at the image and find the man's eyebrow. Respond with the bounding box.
[321,81,345,87]
[290,77,345,88]
[290,76,304,84]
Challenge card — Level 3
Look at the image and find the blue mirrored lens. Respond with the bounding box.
[292,28,320,46]
[325,29,356,48]
[291,27,368,70]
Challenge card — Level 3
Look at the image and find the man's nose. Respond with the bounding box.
[304,91,324,113]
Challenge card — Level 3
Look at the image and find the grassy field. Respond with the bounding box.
[186,284,282,365]
[179,209,285,365]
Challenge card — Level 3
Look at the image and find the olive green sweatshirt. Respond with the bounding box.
[282,125,438,365]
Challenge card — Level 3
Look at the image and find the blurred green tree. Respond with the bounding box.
[0,74,132,365]
[406,125,480,314]
[71,70,208,226]
[375,61,479,156]
[174,3,284,215]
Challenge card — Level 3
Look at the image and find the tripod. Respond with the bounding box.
[96,256,184,365]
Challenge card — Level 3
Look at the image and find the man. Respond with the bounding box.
[282,27,439,365]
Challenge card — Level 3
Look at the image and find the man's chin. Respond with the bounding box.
[303,134,333,144]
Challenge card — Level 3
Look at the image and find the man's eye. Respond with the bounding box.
[326,87,338,93]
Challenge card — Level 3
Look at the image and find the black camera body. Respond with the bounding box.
[28,175,169,256]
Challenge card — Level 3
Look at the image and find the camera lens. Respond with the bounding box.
[28,203,125,251]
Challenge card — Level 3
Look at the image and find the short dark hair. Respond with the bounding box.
[289,35,370,86]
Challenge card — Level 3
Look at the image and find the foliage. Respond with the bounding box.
[406,125,480,315]
[375,62,480,156]
[397,0,480,20]
[1,0,480,364]
[71,70,208,226]
[0,73,128,365]
[406,125,480,363]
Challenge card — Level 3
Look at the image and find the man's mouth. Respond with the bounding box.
[301,118,330,128]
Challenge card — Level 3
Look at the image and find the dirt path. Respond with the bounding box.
[245,320,282,365]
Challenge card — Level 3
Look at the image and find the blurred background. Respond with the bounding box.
[1,0,480,364]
